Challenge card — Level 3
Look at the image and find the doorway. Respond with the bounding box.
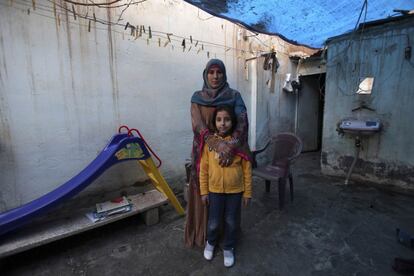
[296,73,325,152]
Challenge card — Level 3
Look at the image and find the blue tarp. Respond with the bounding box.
[187,0,414,48]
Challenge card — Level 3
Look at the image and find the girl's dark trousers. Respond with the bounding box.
[207,192,242,250]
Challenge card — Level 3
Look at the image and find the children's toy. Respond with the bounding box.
[0,126,184,236]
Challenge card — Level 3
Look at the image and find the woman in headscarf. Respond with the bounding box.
[185,59,251,247]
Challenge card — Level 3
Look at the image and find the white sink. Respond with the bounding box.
[338,118,381,136]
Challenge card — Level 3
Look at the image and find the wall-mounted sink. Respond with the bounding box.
[338,118,381,136]
[336,118,381,184]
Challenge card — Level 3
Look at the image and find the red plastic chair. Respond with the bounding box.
[252,133,303,210]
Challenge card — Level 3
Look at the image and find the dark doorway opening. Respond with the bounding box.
[296,73,325,152]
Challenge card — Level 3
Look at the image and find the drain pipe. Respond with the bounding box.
[345,136,361,185]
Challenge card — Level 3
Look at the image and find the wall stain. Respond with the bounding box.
[0,35,8,87]
[106,8,120,123]
[64,3,80,113]
[21,22,36,95]
[56,4,69,117]
[61,2,81,148]
[78,7,88,96]
[64,3,76,92]
[0,71,17,212]
[53,0,61,49]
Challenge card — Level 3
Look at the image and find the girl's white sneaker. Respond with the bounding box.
[203,241,215,261]
[223,249,234,267]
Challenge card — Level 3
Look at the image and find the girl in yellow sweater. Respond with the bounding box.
[199,105,252,267]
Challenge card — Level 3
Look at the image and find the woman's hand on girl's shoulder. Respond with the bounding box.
[217,141,235,167]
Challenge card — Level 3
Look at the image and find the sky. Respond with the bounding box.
[212,0,414,48]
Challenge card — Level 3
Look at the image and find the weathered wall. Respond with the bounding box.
[0,0,316,211]
[321,16,414,188]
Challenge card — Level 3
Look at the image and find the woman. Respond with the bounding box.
[185,59,251,247]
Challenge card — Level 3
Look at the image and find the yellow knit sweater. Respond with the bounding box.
[199,136,252,198]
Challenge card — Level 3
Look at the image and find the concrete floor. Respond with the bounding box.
[1,152,414,275]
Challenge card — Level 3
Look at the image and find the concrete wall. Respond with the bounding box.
[321,16,414,188]
[0,0,317,211]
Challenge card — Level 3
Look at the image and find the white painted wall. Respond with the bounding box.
[0,0,317,211]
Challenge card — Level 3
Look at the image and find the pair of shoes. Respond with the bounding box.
[223,249,234,267]
[204,241,215,261]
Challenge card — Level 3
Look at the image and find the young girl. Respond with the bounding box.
[199,105,252,267]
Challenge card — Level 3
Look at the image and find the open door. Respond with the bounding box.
[296,74,325,152]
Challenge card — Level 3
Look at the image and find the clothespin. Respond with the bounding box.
[142,26,146,33]
[195,40,198,47]
[93,13,96,22]
[124,22,129,30]
[190,35,193,44]
[181,39,186,48]
[164,41,169,47]
[148,26,152,39]
[158,38,161,47]
[207,51,210,58]
[197,48,201,54]
[139,25,143,37]
[147,38,149,45]
[188,46,192,52]
[130,26,135,36]
[72,4,76,20]
[167,33,171,42]
[88,20,91,32]
[202,44,204,51]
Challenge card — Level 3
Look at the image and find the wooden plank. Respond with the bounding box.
[0,189,168,258]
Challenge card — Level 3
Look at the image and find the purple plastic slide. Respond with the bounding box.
[0,133,150,237]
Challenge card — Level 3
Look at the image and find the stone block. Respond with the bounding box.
[144,208,159,226]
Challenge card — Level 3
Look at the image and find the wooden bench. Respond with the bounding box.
[0,189,167,258]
